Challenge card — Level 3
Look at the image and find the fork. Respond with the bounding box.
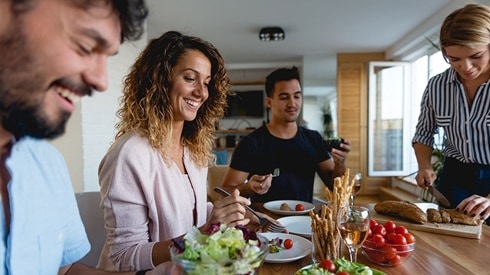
[272,168,280,178]
[213,186,286,233]
[246,168,280,186]
[259,168,280,187]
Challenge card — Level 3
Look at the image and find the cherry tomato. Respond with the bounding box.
[364,239,377,249]
[392,234,407,245]
[283,238,293,249]
[337,272,350,275]
[318,259,336,273]
[369,219,378,230]
[396,244,411,257]
[368,251,385,264]
[384,221,396,233]
[372,233,385,247]
[394,225,408,235]
[373,224,387,236]
[386,232,397,243]
[295,203,304,211]
[380,245,397,260]
[388,254,402,265]
[404,232,415,244]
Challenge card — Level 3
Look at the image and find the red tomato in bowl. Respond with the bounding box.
[295,203,304,211]
[373,224,387,236]
[404,233,415,244]
[384,221,396,233]
[392,234,407,245]
[372,234,385,247]
[388,255,402,265]
[394,226,408,235]
[380,245,397,260]
[370,219,378,229]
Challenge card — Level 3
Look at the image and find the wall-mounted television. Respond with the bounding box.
[225,90,264,118]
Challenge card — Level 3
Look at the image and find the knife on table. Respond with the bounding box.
[425,180,450,207]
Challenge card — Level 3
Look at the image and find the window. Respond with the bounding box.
[368,62,411,176]
[367,51,449,177]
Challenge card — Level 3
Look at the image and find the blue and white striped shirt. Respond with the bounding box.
[412,67,490,165]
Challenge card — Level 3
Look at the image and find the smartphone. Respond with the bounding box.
[325,137,345,151]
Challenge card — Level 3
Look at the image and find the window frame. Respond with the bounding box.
[367,50,449,178]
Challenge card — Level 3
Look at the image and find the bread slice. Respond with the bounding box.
[427,208,442,223]
[427,208,482,226]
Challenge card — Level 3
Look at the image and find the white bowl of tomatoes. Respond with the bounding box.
[361,219,415,266]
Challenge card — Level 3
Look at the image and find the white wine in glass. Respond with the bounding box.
[349,173,362,206]
[337,206,370,262]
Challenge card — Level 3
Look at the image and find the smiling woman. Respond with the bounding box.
[94,30,268,272]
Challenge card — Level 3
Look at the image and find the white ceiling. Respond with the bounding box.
[145,0,489,92]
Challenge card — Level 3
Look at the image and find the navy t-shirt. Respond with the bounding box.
[229,126,331,203]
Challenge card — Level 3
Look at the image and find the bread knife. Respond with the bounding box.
[427,184,450,207]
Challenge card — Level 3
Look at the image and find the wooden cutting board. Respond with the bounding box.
[366,203,482,239]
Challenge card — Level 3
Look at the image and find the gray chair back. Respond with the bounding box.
[75,191,105,267]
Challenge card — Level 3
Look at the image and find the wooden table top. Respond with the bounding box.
[254,202,489,275]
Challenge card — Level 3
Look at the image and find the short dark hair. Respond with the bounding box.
[11,0,149,42]
[265,66,300,97]
[111,0,148,42]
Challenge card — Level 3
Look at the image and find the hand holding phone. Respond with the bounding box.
[325,137,345,151]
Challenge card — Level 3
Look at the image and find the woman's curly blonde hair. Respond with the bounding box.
[114,31,229,167]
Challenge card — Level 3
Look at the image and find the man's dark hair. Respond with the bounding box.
[11,0,148,42]
[112,0,148,42]
[265,66,301,97]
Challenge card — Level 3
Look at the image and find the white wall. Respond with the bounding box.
[49,102,83,191]
[51,37,147,192]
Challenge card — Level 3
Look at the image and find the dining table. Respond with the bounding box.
[252,201,489,275]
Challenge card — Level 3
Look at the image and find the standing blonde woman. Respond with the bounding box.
[413,4,490,222]
[97,31,254,272]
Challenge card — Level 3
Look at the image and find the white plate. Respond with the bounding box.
[277,216,312,238]
[258,233,312,263]
[263,200,315,215]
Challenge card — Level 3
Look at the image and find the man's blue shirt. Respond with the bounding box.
[0,137,89,274]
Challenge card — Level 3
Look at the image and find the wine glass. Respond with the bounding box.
[350,173,362,206]
[337,205,370,262]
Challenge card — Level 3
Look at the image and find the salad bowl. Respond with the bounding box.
[170,224,268,275]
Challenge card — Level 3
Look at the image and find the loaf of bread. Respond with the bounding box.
[427,208,482,225]
[374,200,428,224]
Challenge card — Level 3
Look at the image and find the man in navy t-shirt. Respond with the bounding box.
[221,66,351,203]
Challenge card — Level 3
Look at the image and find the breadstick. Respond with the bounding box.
[312,169,358,261]
[324,187,332,201]
[310,210,326,261]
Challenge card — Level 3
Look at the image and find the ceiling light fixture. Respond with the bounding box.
[259,27,285,41]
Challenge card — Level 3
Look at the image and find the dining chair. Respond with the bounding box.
[75,191,105,267]
[207,165,229,202]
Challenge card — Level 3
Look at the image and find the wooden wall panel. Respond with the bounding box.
[336,53,390,195]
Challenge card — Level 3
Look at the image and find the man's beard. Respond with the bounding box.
[0,19,70,140]
[1,100,70,141]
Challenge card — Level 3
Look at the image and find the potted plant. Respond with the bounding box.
[322,103,335,138]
